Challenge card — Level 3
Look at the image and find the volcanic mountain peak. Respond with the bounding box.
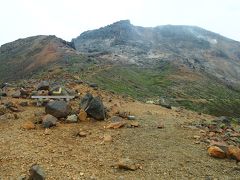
[0,35,76,81]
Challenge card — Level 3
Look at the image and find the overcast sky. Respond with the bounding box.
[0,0,239,45]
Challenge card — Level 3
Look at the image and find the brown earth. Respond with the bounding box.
[1,84,240,179]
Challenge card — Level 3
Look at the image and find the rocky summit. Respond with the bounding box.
[1,20,240,179]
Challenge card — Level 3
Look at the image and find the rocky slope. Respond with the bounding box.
[0,35,76,81]
[73,20,240,86]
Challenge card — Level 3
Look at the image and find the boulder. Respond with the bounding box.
[214,116,231,126]
[29,164,46,180]
[12,90,21,98]
[80,93,105,120]
[42,114,57,128]
[45,100,72,118]
[159,97,171,109]
[66,114,78,123]
[36,81,49,91]
[208,146,226,158]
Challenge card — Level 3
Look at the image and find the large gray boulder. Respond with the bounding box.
[45,100,72,118]
[36,81,49,91]
[29,164,46,180]
[80,93,105,120]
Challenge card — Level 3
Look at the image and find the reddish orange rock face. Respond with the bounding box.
[208,146,226,159]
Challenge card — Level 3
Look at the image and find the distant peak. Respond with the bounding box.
[112,20,131,26]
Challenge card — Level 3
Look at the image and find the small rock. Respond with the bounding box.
[127,115,136,120]
[157,122,164,129]
[89,83,98,88]
[106,121,126,129]
[117,158,137,171]
[44,128,51,135]
[22,121,35,130]
[103,134,113,142]
[118,111,129,118]
[19,101,28,107]
[29,164,46,180]
[108,116,123,122]
[129,121,139,127]
[66,114,78,123]
[77,131,87,137]
[12,90,21,98]
[78,109,87,121]
[208,146,226,159]
[36,81,49,91]
[0,105,7,116]
[42,114,57,128]
[193,135,201,140]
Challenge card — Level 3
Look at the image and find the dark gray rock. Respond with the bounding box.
[42,114,57,128]
[215,116,231,125]
[80,93,105,120]
[0,92,7,97]
[45,100,72,118]
[29,164,46,180]
[159,98,171,109]
[36,81,49,91]
[89,83,98,88]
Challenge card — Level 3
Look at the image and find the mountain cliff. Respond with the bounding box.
[72,20,240,86]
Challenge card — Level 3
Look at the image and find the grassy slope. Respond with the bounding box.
[82,64,240,117]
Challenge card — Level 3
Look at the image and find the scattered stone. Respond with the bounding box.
[42,114,57,128]
[12,90,21,98]
[157,122,164,129]
[0,92,7,97]
[78,131,87,137]
[0,105,7,115]
[29,164,46,180]
[226,145,240,163]
[106,121,126,129]
[208,146,226,159]
[19,101,28,107]
[103,134,113,142]
[127,115,136,120]
[22,121,35,130]
[117,111,129,118]
[20,88,30,97]
[129,121,139,128]
[78,109,87,121]
[44,128,51,135]
[193,135,201,140]
[36,81,49,91]
[89,83,98,88]
[108,116,123,122]
[159,97,171,109]
[66,114,78,123]
[80,93,105,120]
[45,100,72,118]
[215,116,231,126]
[117,158,137,171]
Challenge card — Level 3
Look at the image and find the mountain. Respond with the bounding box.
[0,35,76,81]
[72,20,240,86]
[1,20,240,116]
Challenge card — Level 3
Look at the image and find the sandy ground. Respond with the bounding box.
[1,85,240,179]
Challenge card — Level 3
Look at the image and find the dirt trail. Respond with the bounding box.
[0,87,240,179]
